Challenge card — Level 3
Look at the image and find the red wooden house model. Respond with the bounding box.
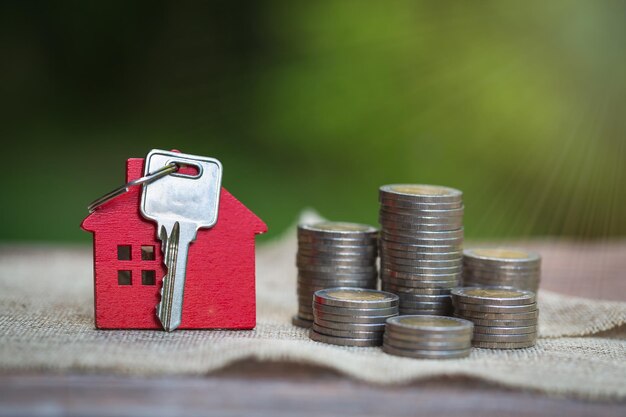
[81,156,267,329]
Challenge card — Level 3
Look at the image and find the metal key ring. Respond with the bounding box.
[87,163,178,213]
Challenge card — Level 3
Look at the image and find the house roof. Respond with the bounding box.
[81,157,267,235]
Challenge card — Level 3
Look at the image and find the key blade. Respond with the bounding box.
[156,222,181,332]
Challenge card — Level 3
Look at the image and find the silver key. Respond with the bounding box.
[140,149,222,331]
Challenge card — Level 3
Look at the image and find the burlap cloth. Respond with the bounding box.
[1,215,625,401]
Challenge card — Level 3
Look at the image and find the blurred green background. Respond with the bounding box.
[1,0,625,243]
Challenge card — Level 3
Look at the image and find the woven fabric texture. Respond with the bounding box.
[1,221,625,401]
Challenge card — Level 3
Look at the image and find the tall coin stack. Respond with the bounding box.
[462,248,541,292]
[310,288,399,346]
[378,184,464,315]
[293,222,379,328]
[451,287,538,349]
[383,315,473,359]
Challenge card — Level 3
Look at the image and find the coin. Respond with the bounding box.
[314,288,399,309]
[381,256,461,268]
[382,263,462,275]
[451,287,536,305]
[379,198,463,210]
[454,316,537,327]
[299,221,378,237]
[382,249,462,261]
[386,315,473,333]
[314,311,397,324]
[381,284,452,295]
[382,344,471,359]
[309,329,382,347]
[380,206,464,217]
[471,332,537,342]
[313,318,387,332]
[464,248,540,264]
[291,315,313,328]
[383,335,471,351]
[473,325,537,335]
[472,340,536,349]
[379,184,463,203]
[313,303,399,317]
[312,323,384,339]
[454,309,539,320]
[452,301,537,314]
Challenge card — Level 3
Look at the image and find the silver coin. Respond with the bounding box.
[313,311,396,324]
[451,287,536,305]
[381,241,463,253]
[396,293,452,303]
[298,221,378,237]
[297,311,314,321]
[298,271,378,281]
[292,315,313,328]
[452,301,537,314]
[385,329,471,344]
[399,300,452,310]
[314,288,399,309]
[312,323,384,339]
[386,315,473,333]
[381,256,461,268]
[381,278,458,290]
[462,275,540,285]
[298,281,377,291]
[471,333,537,343]
[380,206,464,217]
[463,248,541,264]
[381,222,464,233]
[380,214,464,226]
[472,340,536,349]
[312,318,387,332]
[381,227,464,240]
[379,184,463,203]
[382,344,471,359]
[454,309,539,320]
[298,264,378,274]
[297,248,377,258]
[379,198,463,211]
[296,257,376,268]
[382,263,462,275]
[309,329,382,347]
[313,302,399,317]
[298,237,378,248]
[395,292,451,302]
[454,316,537,327]
[399,309,453,317]
[473,325,538,335]
[381,284,452,295]
[463,264,541,274]
[383,335,471,351]
[381,248,462,260]
[461,279,540,291]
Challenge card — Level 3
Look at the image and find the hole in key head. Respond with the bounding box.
[173,162,200,178]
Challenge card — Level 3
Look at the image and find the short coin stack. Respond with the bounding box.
[383,315,473,359]
[462,248,541,292]
[293,222,379,328]
[451,287,538,349]
[309,288,399,346]
[378,184,464,316]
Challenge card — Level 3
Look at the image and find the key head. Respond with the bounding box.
[140,149,223,230]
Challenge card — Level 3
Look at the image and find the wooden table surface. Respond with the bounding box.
[1,240,625,416]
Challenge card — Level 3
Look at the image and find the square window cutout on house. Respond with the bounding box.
[118,270,132,285]
[142,270,156,285]
[141,245,155,261]
[117,245,131,260]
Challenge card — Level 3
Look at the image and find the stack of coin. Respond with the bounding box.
[462,248,541,292]
[378,184,464,316]
[383,315,473,359]
[451,287,538,349]
[309,288,399,346]
[293,222,379,328]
